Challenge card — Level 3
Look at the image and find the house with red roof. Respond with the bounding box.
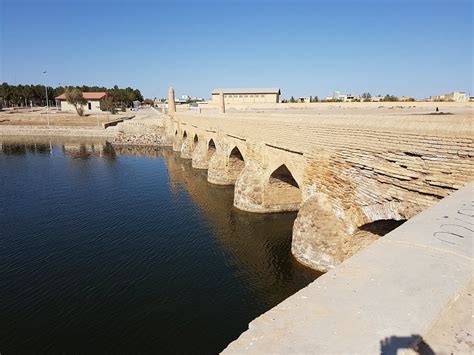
[55,92,108,113]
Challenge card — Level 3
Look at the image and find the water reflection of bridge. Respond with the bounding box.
[161,149,320,306]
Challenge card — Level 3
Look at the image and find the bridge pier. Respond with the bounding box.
[172,130,182,152]
[208,150,239,185]
[180,133,195,159]
[291,194,350,272]
[191,139,208,169]
[234,163,303,213]
[233,163,267,212]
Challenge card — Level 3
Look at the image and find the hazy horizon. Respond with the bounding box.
[1,0,472,99]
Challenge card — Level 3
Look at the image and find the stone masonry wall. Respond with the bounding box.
[166,111,473,271]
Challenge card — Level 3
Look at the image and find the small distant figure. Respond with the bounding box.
[436,107,439,112]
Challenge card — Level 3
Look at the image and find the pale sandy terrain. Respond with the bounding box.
[0,107,132,127]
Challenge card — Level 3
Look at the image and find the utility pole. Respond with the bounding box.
[43,71,50,126]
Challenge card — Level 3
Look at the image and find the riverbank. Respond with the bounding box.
[111,132,165,146]
[0,107,133,127]
[0,108,164,142]
[0,125,117,138]
[0,126,168,147]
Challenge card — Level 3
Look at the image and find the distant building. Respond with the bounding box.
[331,91,360,102]
[430,91,468,102]
[445,91,468,102]
[55,92,108,112]
[180,95,205,103]
[298,97,311,103]
[211,88,281,104]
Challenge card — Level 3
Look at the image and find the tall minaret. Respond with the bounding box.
[168,87,176,114]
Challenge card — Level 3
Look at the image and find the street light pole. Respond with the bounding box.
[43,71,50,126]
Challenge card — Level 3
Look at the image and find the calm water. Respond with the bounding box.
[0,139,320,354]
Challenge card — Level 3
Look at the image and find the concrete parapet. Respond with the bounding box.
[224,182,473,353]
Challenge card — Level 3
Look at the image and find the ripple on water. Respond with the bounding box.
[0,141,320,353]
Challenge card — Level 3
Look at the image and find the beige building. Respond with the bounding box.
[445,91,468,102]
[55,92,108,112]
[430,91,468,102]
[211,88,281,104]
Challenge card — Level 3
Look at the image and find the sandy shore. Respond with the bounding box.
[0,107,132,127]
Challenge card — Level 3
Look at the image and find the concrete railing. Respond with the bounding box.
[223,182,473,354]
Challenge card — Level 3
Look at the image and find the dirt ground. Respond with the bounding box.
[0,107,132,127]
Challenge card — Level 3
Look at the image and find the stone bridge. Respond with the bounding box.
[160,96,473,272]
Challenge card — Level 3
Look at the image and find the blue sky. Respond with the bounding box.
[1,0,472,99]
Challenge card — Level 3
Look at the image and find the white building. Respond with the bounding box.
[430,91,468,102]
[55,92,108,112]
[332,91,360,102]
[445,91,468,102]
[298,97,311,103]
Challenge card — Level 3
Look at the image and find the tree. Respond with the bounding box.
[65,88,87,116]
[100,96,117,114]
[0,82,144,108]
[361,92,372,102]
[382,94,399,102]
[289,96,296,103]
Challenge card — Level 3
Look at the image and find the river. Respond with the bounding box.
[0,138,320,354]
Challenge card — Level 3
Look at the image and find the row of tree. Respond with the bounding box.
[0,83,143,108]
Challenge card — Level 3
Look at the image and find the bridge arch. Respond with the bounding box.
[193,134,199,149]
[263,164,302,209]
[347,200,419,234]
[228,146,245,180]
[208,138,216,158]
